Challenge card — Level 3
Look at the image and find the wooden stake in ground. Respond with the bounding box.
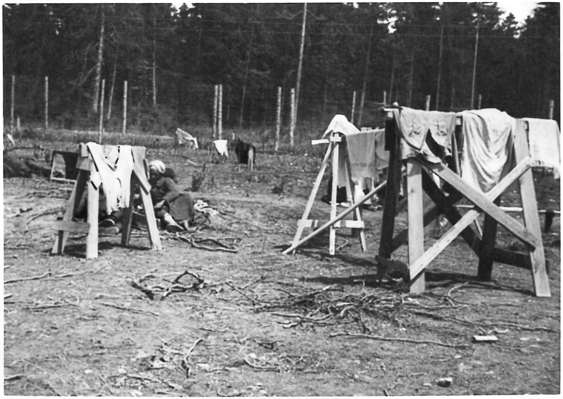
[548,99,554,119]
[383,90,387,107]
[289,88,296,148]
[275,86,282,152]
[294,2,307,131]
[477,94,482,109]
[10,74,15,136]
[350,90,357,124]
[44,76,49,135]
[218,84,223,140]
[98,79,105,144]
[107,60,117,120]
[212,84,218,139]
[425,94,431,111]
[122,80,127,135]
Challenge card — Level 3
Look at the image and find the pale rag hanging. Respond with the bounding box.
[213,139,229,157]
[458,109,515,193]
[322,115,381,188]
[523,118,560,179]
[86,143,135,213]
[392,106,457,162]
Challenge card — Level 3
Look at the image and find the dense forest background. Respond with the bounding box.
[2,2,560,142]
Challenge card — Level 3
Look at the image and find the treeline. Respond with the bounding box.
[2,2,560,137]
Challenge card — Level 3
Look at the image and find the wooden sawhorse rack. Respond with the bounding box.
[286,132,368,255]
[51,143,162,259]
[379,111,550,296]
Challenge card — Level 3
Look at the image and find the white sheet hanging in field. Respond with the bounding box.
[459,109,515,193]
[523,118,560,179]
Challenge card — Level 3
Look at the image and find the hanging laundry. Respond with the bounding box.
[86,142,135,213]
[322,115,381,192]
[213,139,229,157]
[459,109,515,193]
[392,106,457,162]
[523,118,560,179]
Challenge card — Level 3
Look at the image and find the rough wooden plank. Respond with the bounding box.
[343,140,367,251]
[514,120,550,297]
[410,208,481,280]
[290,142,333,251]
[407,159,425,293]
[379,120,402,258]
[478,197,500,281]
[139,176,162,251]
[282,181,386,254]
[298,219,365,229]
[421,158,536,248]
[51,220,89,234]
[86,171,100,259]
[329,135,339,256]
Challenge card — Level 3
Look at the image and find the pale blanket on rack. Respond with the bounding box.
[322,115,381,186]
[523,118,560,179]
[87,142,135,213]
[458,109,515,193]
[392,106,457,162]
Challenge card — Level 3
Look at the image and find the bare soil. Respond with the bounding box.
[3,141,560,396]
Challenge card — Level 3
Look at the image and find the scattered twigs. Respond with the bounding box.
[243,355,279,372]
[25,206,65,224]
[128,279,155,300]
[98,301,159,317]
[128,270,206,300]
[330,332,468,349]
[4,374,24,381]
[181,338,204,377]
[225,281,258,305]
[5,270,79,284]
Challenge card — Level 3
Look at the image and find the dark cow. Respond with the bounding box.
[232,138,256,171]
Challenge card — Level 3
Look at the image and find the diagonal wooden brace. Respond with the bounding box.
[410,156,534,280]
[419,157,536,249]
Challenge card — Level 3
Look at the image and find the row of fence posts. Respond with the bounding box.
[7,74,557,146]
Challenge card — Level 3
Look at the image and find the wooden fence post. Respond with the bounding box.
[275,86,282,152]
[477,94,482,109]
[425,94,431,111]
[98,79,105,143]
[383,90,387,106]
[122,80,127,135]
[10,74,15,136]
[212,84,218,139]
[218,84,223,140]
[350,90,357,124]
[289,87,295,148]
[44,76,49,135]
[548,99,554,120]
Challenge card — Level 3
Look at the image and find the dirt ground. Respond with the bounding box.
[3,141,561,396]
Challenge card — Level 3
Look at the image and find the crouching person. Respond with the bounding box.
[149,160,194,232]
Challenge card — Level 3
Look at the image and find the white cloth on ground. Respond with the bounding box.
[523,118,560,179]
[459,109,515,193]
[213,140,229,157]
[86,143,135,213]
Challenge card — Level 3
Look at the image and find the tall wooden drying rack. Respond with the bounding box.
[51,143,162,259]
[379,109,550,296]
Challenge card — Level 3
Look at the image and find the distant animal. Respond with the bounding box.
[175,128,199,150]
[232,138,256,171]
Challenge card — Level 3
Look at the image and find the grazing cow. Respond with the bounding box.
[175,128,199,150]
[232,138,256,171]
